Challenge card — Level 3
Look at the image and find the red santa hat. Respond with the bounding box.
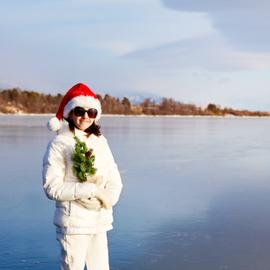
[47,83,102,131]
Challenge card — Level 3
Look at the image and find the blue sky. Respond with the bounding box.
[1,0,270,110]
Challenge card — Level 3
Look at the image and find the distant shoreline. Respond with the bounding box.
[1,88,269,117]
[1,113,270,119]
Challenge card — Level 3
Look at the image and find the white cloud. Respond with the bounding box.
[123,33,270,71]
[162,0,270,52]
[162,0,270,12]
[0,0,214,56]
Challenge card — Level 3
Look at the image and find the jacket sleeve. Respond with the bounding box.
[102,137,123,206]
[42,138,97,201]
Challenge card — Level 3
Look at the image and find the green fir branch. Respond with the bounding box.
[72,136,97,182]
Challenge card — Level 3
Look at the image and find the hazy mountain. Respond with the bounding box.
[102,90,163,105]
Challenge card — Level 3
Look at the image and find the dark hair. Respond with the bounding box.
[65,110,102,137]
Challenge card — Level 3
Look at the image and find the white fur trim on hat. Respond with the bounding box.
[63,95,102,121]
[47,116,62,131]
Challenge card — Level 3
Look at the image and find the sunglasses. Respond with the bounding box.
[73,107,98,118]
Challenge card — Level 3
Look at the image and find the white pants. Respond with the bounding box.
[56,232,110,270]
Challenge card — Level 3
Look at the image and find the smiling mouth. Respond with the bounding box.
[81,119,91,123]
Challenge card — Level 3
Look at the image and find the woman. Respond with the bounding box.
[42,83,122,270]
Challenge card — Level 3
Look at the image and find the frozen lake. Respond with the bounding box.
[1,115,270,269]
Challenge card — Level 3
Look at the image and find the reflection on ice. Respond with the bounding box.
[1,115,270,269]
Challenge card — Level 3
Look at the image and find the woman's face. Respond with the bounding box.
[71,108,95,131]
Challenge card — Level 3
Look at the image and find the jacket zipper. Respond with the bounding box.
[68,201,72,215]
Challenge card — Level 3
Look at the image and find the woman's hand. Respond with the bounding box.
[76,198,102,211]
[95,188,112,209]
[86,175,104,186]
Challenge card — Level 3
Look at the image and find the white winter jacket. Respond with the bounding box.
[42,125,122,234]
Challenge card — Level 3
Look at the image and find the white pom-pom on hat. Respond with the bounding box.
[47,116,62,132]
[47,83,102,131]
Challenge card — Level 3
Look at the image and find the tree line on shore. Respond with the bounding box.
[0,87,269,117]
